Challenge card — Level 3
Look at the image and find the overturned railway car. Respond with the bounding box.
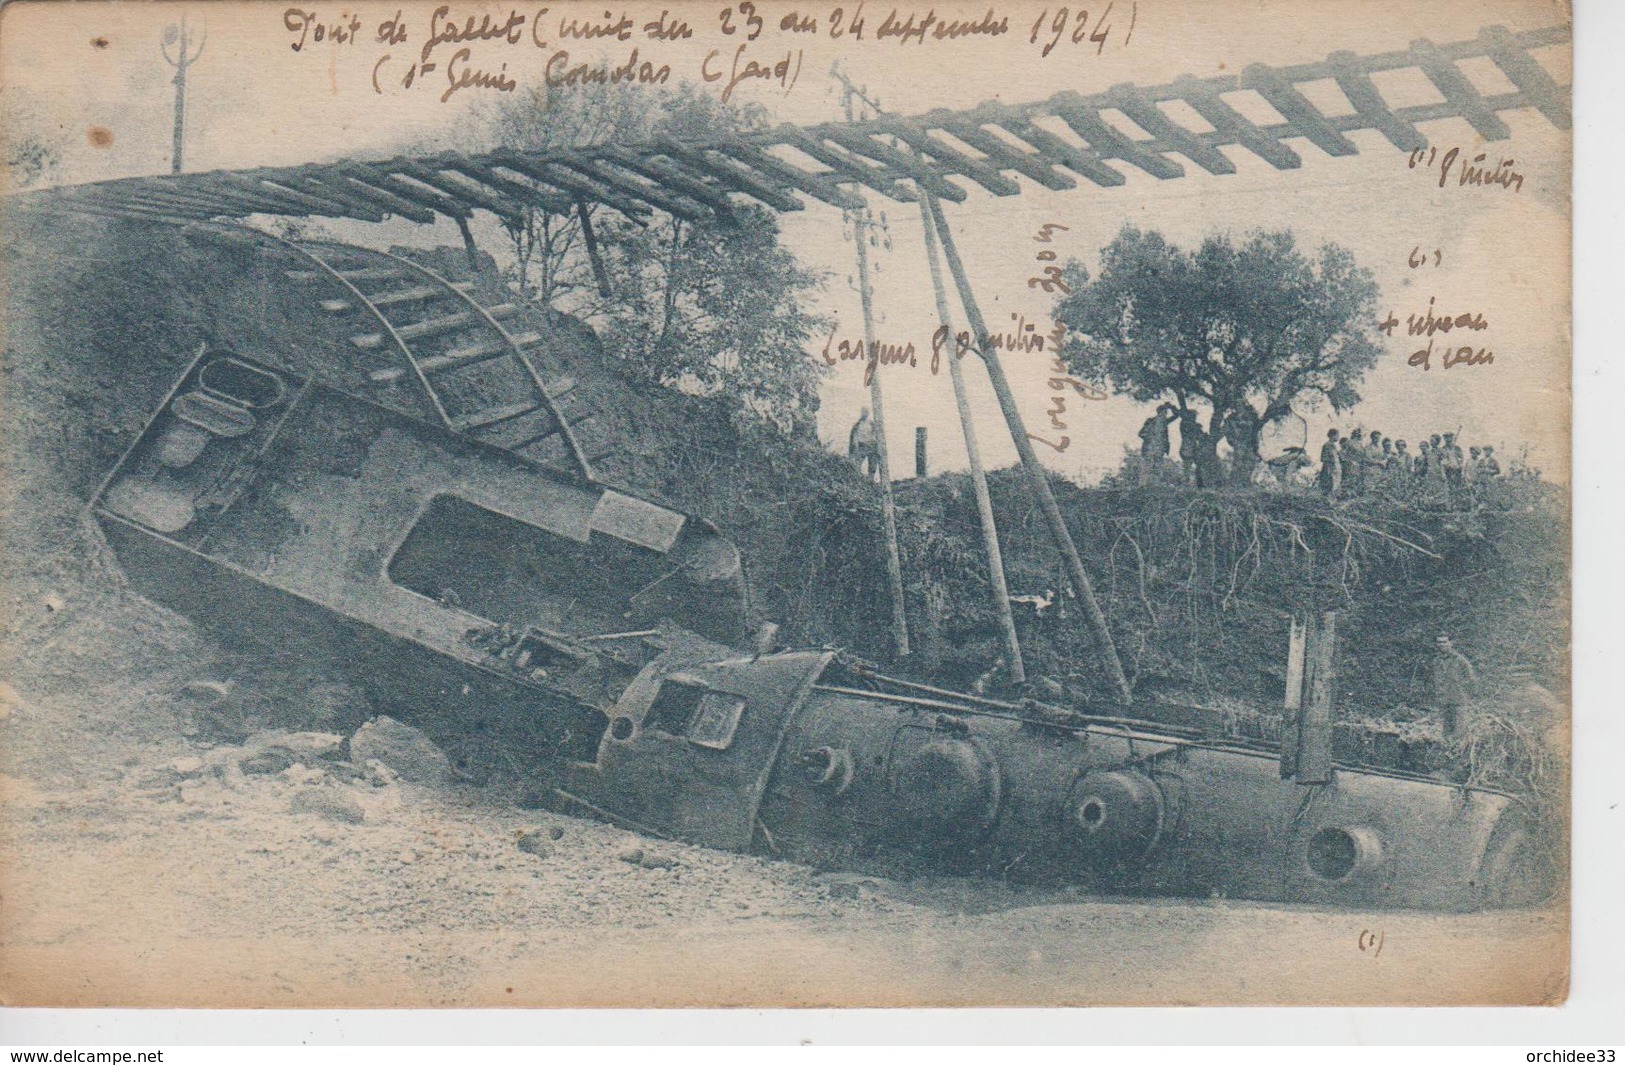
[90,346,1541,912]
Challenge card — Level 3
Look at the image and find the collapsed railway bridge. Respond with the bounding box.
[3,22,1571,910]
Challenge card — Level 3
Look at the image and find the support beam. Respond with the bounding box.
[926,194,1131,704]
[918,193,1025,686]
[1280,612,1309,779]
[576,201,613,299]
[851,194,910,659]
[1295,611,1338,784]
[454,215,481,275]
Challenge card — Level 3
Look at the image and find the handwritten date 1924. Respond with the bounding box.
[1027,2,1138,57]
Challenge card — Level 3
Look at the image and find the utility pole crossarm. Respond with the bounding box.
[161,16,206,174]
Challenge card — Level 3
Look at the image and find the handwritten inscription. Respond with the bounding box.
[1378,296,1489,339]
[1408,246,1443,269]
[1356,928,1385,956]
[547,49,672,88]
[1028,221,1071,294]
[702,43,803,102]
[1027,3,1138,58]
[289,3,1143,102]
[283,9,365,50]
[1379,296,1494,371]
[1408,144,1525,194]
[820,312,1062,385]
[822,324,921,385]
[1023,222,1106,453]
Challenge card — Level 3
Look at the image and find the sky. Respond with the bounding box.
[0,0,1573,482]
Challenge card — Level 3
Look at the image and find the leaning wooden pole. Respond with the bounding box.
[918,194,1025,685]
[850,198,911,658]
[925,194,1131,704]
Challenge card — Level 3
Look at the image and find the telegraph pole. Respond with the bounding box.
[161,15,206,174]
[837,73,910,658]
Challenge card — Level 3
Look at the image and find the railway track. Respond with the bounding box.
[191,223,607,482]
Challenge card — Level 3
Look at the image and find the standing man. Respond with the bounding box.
[1136,403,1176,485]
[1339,428,1366,497]
[1427,634,1479,741]
[1394,439,1412,475]
[1441,432,1466,497]
[1367,430,1387,468]
[848,406,880,481]
[1317,428,1342,500]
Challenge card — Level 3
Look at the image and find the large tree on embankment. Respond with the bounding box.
[1055,226,1382,482]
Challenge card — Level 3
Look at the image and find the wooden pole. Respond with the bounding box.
[918,195,1026,686]
[925,194,1131,704]
[161,15,205,175]
[851,198,911,658]
[841,86,910,659]
[454,215,481,276]
[1280,612,1308,779]
[1296,610,1338,784]
[575,201,614,299]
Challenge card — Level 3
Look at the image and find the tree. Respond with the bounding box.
[1055,226,1382,484]
[456,82,828,434]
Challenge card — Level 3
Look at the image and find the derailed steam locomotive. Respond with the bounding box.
[91,344,1540,912]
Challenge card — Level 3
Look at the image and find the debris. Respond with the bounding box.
[240,748,295,776]
[169,756,205,776]
[516,831,554,858]
[42,592,65,613]
[397,849,418,865]
[246,730,344,761]
[348,716,452,785]
[617,845,677,870]
[289,787,365,824]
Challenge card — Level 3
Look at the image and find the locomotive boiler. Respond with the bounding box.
[89,346,1540,911]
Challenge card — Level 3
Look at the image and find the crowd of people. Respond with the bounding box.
[1132,403,1518,503]
[1312,426,1504,501]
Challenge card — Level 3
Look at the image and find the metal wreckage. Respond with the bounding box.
[37,24,1570,909]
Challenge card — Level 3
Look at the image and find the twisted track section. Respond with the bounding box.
[267,233,595,481]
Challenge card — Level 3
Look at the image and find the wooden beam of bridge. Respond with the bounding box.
[26,23,1569,227]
